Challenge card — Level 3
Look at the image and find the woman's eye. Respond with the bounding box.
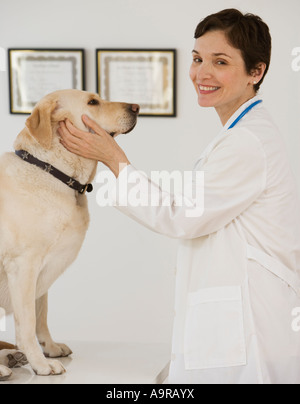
[88,99,100,106]
[193,58,202,63]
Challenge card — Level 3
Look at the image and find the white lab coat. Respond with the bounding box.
[110,96,300,384]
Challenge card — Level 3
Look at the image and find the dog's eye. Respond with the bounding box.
[88,99,100,106]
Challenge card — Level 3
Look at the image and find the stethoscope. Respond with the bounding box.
[228,99,262,130]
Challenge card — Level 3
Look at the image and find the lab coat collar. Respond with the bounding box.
[193,95,263,171]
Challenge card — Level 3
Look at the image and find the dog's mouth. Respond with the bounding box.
[110,121,137,138]
[124,121,137,135]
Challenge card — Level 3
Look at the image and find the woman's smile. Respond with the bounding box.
[198,85,221,95]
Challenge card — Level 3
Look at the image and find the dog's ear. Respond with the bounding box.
[25,99,57,149]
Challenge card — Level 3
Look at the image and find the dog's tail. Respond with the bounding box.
[0,341,16,350]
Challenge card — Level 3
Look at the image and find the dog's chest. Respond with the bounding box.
[35,199,90,298]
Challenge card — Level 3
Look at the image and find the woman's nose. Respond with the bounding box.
[196,63,213,81]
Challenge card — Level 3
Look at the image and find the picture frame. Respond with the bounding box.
[8,49,85,114]
[96,49,176,117]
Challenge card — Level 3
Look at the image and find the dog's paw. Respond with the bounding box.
[0,349,28,368]
[0,365,12,381]
[42,342,73,358]
[7,350,28,368]
[33,359,66,376]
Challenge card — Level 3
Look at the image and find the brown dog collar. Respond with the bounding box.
[15,150,93,195]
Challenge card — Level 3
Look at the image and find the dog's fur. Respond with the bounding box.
[0,90,138,380]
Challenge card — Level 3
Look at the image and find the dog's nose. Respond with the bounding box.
[130,104,140,115]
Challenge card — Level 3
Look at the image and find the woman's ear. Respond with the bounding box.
[25,99,58,149]
[251,63,267,84]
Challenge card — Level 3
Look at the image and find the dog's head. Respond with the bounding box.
[24,89,140,150]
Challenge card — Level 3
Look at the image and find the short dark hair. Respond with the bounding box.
[194,9,272,92]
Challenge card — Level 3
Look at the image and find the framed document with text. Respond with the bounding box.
[8,49,85,114]
[96,49,176,117]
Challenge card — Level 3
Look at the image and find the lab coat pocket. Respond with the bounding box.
[184,286,247,370]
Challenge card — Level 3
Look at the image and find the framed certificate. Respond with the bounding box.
[8,49,85,114]
[96,49,176,117]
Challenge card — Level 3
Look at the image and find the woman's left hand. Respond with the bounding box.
[58,115,130,177]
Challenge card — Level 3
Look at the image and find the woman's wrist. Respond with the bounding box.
[105,151,131,178]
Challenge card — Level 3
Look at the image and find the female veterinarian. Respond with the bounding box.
[59,9,300,384]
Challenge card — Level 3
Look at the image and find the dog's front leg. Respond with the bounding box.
[6,264,65,376]
[36,293,72,358]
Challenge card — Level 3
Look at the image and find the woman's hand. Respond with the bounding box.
[58,115,130,178]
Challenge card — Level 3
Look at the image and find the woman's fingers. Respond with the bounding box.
[64,119,86,139]
[58,122,82,154]
[57,117,129,170]
[82,114,105,135]
[58,120,103,160]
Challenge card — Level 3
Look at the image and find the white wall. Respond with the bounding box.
[0,0,299,345]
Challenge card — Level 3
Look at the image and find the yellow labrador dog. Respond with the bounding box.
[0,90,139,380]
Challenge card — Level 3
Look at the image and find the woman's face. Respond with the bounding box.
[190,30,256,124]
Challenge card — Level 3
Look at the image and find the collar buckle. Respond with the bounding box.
[79,183,94,195]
